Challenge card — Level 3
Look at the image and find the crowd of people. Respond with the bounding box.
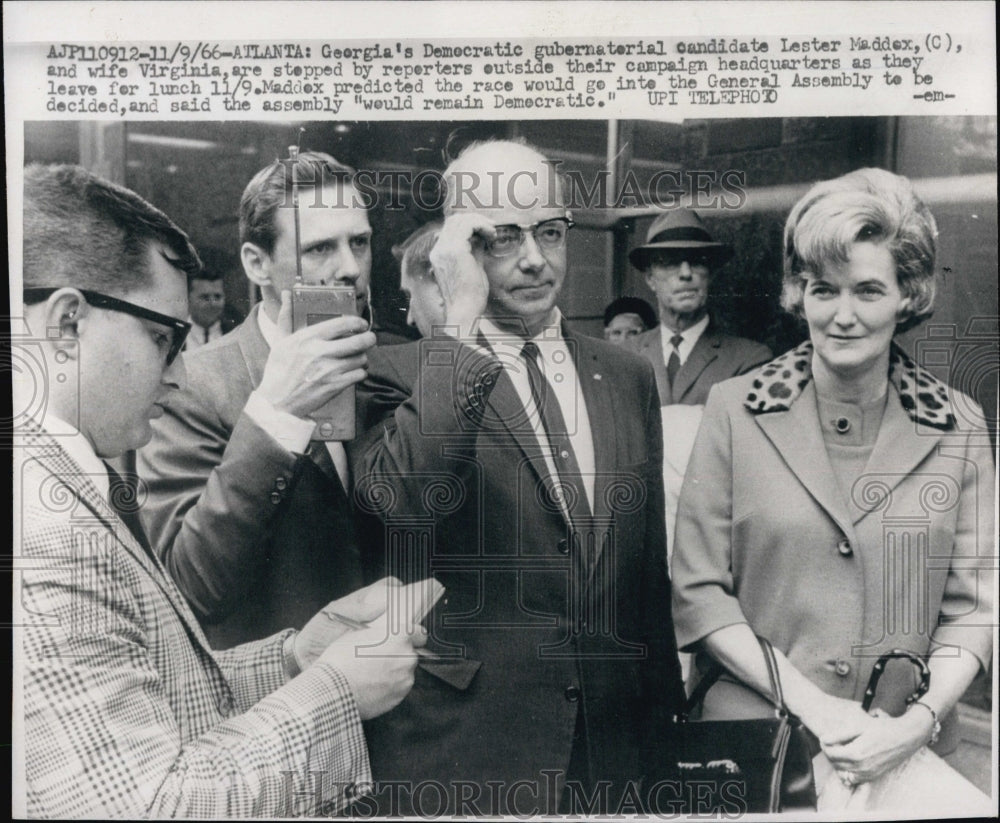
[14,140,994,817]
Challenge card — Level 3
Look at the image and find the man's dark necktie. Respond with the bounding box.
[666,333,684,387]
[305,440,349,497]
[521,341,590,519]
[103,461,157,562]
[204,326,210,343]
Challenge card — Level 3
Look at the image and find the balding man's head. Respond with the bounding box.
[440,140,573,337]
[442,140,565,217]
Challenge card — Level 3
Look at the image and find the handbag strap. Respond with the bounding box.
[682,636,789,719]
[860,649,931,712]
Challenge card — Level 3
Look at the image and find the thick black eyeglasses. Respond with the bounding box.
[486,217,575,259]
[24,288,191,365]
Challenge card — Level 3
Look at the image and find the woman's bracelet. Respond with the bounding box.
[909,700,941,746]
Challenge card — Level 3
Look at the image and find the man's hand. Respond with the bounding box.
[257,290,376,418]
[429,213,495,338]
[292,577,402,670]
[317,610,426,720]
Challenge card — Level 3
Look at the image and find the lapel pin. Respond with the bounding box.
[593,373,602,380]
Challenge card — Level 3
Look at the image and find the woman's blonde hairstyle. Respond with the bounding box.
[782,168,938,333]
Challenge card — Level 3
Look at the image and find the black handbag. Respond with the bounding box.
[672,636,817,814]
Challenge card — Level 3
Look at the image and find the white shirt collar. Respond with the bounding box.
[257,304,281,350]
[664,313,709,344]
[661,313,710,364]
[188,317,222,335]
[40,412,109,501]
[478,309,564,353]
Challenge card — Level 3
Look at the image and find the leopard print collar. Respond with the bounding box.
[744,341,956,430]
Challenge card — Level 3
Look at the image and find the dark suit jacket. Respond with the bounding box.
[138,304,363,649]
[627,322,772,406]
[350,326,686,814]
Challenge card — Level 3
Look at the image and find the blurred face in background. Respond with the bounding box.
[188,277,225,328]
[400,256,445,338]
[604,312,646,344]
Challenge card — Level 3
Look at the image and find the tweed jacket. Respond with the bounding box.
[672,343,995,724]
[349,325,686,814]
[627,322,772,406]
[16,422,370,818]
[138,304,363,648]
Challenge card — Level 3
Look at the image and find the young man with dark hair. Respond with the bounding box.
[15,164,422,817]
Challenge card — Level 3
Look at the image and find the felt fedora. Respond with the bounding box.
[629,209,733,270]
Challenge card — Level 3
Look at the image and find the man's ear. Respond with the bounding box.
[42,289,88,359]
[241,242,272,288]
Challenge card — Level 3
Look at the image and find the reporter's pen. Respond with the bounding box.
[323,609,443,662]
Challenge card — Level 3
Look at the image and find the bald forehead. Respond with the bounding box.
[444,142,565,216]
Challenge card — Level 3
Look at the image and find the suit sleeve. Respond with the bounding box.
[213,631,292,712]
[635,360,687,782]
[931,403,995,670]
[349,340,502,520]
[20,519,370,818]
[671,384,750,650]
[137,368,302,623]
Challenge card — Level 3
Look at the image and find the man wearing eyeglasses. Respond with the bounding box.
[351,140,686,815]
[14,165,423,817]
[138,152,375,649]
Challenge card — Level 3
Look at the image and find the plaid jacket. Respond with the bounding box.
[16,423,372,818]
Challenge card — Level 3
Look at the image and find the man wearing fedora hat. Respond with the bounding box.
[626,208,771,569]
[626,208,771,407]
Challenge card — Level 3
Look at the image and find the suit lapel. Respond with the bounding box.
[673,329,720,403]
[567,330,613,521]
[483,351,558,517]
[754,383,856,539]
[848,391,944,525]
[639,328,671,405]
[235,304,270,389]
[565,330,617,585]
[25,428,216,655]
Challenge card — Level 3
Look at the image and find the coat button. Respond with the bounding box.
[270,491,282,505]
[275,476,287,491]
[218,695,235,716]
[557,538,569,554]
[564,685,581,702]
[834,417,852,434]
[835,660,852,677]
[837,538,853,557]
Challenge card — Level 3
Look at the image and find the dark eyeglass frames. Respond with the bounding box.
[24,288,191,365]
[486,217,575,259]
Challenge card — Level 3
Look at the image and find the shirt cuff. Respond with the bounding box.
[244,390,315,454]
